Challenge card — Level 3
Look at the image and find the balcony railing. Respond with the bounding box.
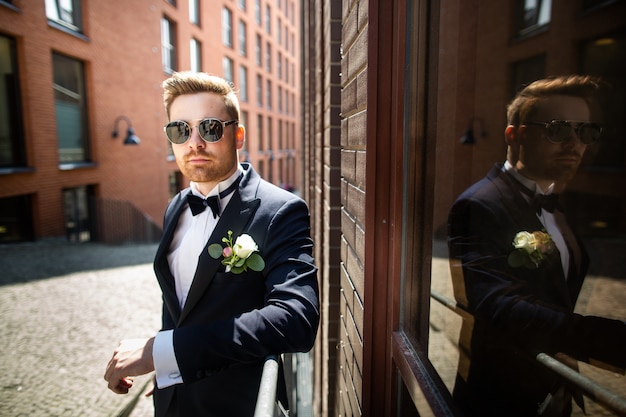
[254,352,314,417]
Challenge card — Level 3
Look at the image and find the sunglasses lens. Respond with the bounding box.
[165,121,190,144]
[198,119,223,142]
[546,121,570,143]
[579,124,602,144]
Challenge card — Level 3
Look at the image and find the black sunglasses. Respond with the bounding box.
[164,118,238,144]
[524,120,603,145]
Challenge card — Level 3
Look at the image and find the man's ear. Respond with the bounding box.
[235,125,245,149]
[505,124,522,146]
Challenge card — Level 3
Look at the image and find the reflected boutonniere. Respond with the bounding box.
[508,230,556,269]
[208,230,265,274]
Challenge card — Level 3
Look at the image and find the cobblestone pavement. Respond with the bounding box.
[0,239,161,417]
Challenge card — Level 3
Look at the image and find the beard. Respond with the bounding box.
[177,145,238,184]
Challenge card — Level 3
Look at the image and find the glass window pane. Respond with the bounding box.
[45,0,82,31]
[189,0,199,25]
[190,38,201,72]
[0,34,25,167]
[53,53,88,163]
[161,17,176,73]
[223,8,233,47]
[517,0,552,36]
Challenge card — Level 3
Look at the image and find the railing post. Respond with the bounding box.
[254,355,280,417]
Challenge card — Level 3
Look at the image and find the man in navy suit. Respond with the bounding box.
[447,75,626,416]
[105,72,319,416]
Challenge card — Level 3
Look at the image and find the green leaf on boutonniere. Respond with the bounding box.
[208,244,224,258]
[246,253,265,272]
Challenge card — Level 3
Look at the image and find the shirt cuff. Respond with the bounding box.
[153,330,183,388]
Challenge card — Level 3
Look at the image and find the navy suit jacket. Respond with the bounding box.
[152,163,319,417]
[447,164,625,416]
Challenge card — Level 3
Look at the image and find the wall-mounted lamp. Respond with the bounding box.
[459,116,487,145]
[112,115,141,145]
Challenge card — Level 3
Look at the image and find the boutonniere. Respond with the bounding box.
[208,230,265,274]
[508,230,556,269]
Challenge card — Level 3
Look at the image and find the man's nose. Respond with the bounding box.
[187,126,206,149]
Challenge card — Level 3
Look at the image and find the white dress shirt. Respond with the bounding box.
[153,166,243,389]
[503,161,570,277]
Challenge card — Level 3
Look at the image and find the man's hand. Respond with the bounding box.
[104,337,155,394]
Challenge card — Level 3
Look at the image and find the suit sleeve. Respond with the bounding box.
[172,197,320,381]
[448,196,626,368]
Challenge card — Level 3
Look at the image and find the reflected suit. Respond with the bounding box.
[447,163,626,416]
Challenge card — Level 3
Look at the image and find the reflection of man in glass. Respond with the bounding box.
[447,75,626,416]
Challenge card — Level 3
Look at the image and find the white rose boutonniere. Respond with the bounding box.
[508,230,556,269]
[208,230,265,274]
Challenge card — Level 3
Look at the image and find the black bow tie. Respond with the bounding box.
[187,194,220,218]
[186,174,243,218]
[531,193,561,215]
[508,173,562,215]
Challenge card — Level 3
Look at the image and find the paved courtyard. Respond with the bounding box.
[0,239,161,417]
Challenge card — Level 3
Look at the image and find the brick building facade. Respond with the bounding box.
[0,0,300,243]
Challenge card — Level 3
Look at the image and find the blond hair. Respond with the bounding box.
[162,72,240,121]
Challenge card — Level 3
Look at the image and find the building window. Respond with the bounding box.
[161,17,177,74]
[257,74,263,107]
[277,51,282,79]
[45,0,82,32]
[189,0,200,25]
[277,18,282,45]
[52,53,89,165]
[583,0,616,10]
[266,42,272,72]
[190,38,202,72]
[0,194,34,242]
[63,185,94,242]
[255,34,262,66]
[169,171,183,199]
[239,65,248,102]
[257,114,264,150]
[580,32,626,170]
[511,54,546,96]
[278,85,282,113]
[223,7,233,48]
[266,79,272,109]
[265,4,271,34]
[238,0,246,11]
[239,20,247,56]
[516,0,551,37]
[255,0,261,25]
[223,57,234,83]
[0,34,26,168]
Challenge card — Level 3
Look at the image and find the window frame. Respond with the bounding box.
[161,16,177,74]
[0,33,27,170]
[52,52,91,168]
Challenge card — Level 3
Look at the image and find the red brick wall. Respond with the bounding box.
[0,0,300,240]
[338,0,368,415]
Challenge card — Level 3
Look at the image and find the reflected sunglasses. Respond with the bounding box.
[164,118,238,144]
[523,120,603,145]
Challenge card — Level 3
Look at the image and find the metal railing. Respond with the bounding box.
[254,355,289,417]
[430,290,626,416]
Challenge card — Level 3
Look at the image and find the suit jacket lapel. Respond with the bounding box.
[178,169,262,325]
[154,191,191,325]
